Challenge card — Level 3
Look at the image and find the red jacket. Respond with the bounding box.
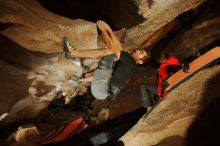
[158,57,180,98]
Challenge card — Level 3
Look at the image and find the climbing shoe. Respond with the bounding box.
[63,36,73,59]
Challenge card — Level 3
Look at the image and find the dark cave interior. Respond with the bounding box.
[38,0,144,30]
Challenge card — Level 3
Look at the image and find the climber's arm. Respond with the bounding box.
[97,20,122,59]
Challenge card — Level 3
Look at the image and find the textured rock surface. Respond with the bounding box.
[0,0,205,53]
[0,35,89,126]
[0,0,99,53]
[7,124,40,146]
[122,0,204,51]
[120,65,220,146]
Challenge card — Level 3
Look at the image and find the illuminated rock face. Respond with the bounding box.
[0,0,99,53]
[7,124,40,146]
[121,0,205,51]
[0,35,87,126]
[0,0,204,53]
[120,65,220,146]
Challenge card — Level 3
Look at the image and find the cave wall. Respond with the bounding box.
[122,0,205,51]
[0,0,205,53]
[150,0,220,61]
[120,64,220,146]
[0,0,99,53]
[0,34,89,126]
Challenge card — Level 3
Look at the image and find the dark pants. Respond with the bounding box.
[141,84,159,108]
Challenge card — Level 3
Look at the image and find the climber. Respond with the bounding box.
[141,51,181,110]
[63,20,149,100]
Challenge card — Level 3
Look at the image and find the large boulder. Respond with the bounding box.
[0,35,87,126]
[122,0,204,51]
[0,0,205,53]
[120,65,220,146]
[0,0,99,53]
